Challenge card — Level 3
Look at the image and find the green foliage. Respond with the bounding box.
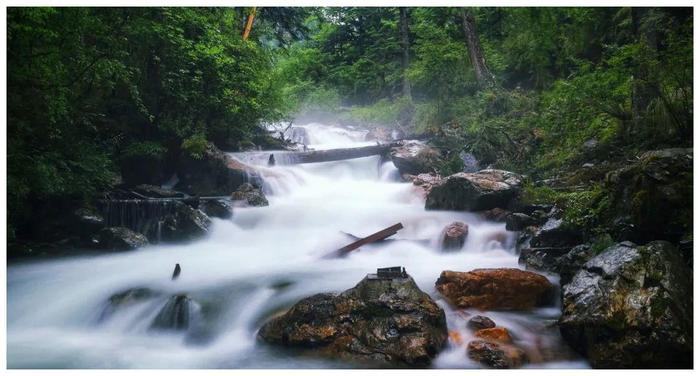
[181,134,208,160]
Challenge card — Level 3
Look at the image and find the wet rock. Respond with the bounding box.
[175,142,262,196]
[200,199,233,219]
[440,222,468,251]
[467,340,527,369]
[72,207,105,241]
[557,244,595,285]
[518,247,571,273]
[467,315,496,330]
[426,170,523,212]
[231,183,269,207]
[480,208,510,222]
[605,148,692,243]
[474,327,512,343]
[505,213,537,231]
[100,287,157,320]
[133,184,185,198]
[404,173,442,197]
[160,201,211,242]
[390,140,442,175]
[258,272,448,366]
[530,217,582,248]
[435,269,554,310]
[559,241,692,368]
[98,227,148,251]
[150,294,202,331]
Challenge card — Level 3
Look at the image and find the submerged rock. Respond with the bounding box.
[390,140,442,175]
[559,241,692,368]
[467,315,496,330]
[200,199,233,219]
[160,201,211,242]
[467,339,527,369]
[426,170,523,212]
[258,271,448,366]
[150,294,202,331]
[98,227,149,251]
[440,222,469,251]
[435,269,554,310]
[99,287,157,321]
[231,183,269,207]
[474,327,513,343]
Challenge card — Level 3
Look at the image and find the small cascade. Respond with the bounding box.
[97,199,181,241]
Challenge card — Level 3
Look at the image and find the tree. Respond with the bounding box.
[459,9,496,87]
[399,7,412,100]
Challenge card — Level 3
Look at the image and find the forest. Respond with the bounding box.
[5,6,694,370]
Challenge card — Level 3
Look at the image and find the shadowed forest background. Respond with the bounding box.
[7,7,692,247]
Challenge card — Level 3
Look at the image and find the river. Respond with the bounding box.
[7,123,587,368]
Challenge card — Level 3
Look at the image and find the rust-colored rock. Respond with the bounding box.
[467,315,496,330]
[474,327,512,344]
[440,222,469,251]
[468,340,527,369]
[435,268,554,310]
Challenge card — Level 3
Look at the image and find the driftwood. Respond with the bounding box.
[325,223,404,258]
[172,263,181,280]
[276,142,400,165]
[341,231,431,247]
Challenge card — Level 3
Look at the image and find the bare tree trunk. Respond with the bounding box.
[242,7,257,41]
[460,9,495,87]
[399,7,412,100]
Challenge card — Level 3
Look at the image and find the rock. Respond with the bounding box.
[258,272,448,366]
[364,127,393,142]
[440,222,468,251]
[583,138,599,150]
[605,148,692,243]
[200,199,233,219]
[175,142,262,196]
[518,247,571,273]
[480,208,510,222]
[98,227,148,251]
[459,151,480,173]
[99,287,157,321]
[426,170,523,212]
[287,126,310,145]
[435,269,554,310]
[474,327,512,343]
[73,207,105,239]
[530,217,582,248]
[150,294,202,331]
[160,201,211,242]
[390,140,442,175]
[557,244,595,285]
[231,183,269,207]
[505,213,537,231]
[467,315,496,330]
[559,241,692,368]
[404,173,442,198]
[132,184,185,198]
[467,340,527,369]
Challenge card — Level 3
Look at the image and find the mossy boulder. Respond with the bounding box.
[559,241,692,368]
[604,148,692,243]
[258,273,448,366]
[426,169,523,211]
[390,140,443,175]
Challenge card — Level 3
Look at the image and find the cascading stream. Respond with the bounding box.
[7,123,586,368]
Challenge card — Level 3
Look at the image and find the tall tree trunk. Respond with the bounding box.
[460,9,495,87]
[629,7,657,138]
[242,7,257,41]
[399,7,412,100]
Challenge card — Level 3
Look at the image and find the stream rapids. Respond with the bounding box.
[7,123,587,368]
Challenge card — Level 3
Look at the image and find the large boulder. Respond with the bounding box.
[390,141,442,175]
[559,241,692,368]
[604,148,692,243]
[200,199,233,219]
[404,173,442,198]
[435,269,554,310]
[175,142,262,196]
[160,201,211,242]
[426,170,523,211]
[258,271,448,366]
[467,340,527,369]
[98,227,148,251]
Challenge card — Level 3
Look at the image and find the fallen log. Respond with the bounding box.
[340,231,431,247]
[275,142,400,165]
[325,223,404,258]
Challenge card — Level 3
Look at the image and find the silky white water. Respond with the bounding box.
[7,123,586,368]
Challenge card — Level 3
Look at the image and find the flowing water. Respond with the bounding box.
[7,123,587,369]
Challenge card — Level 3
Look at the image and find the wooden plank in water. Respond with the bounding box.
[326,223,404,258]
